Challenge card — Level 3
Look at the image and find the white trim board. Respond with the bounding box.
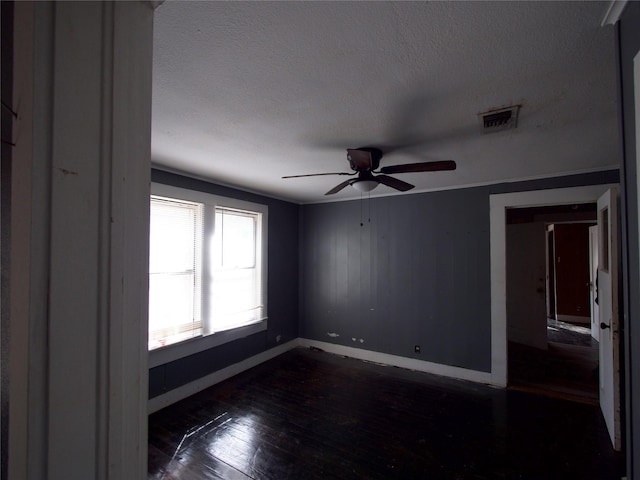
[601,0,628,26]
[306,166,618,206]
[149,317,267,369]
[489,184,618,387]
[148,337,496,413]
[298,338,494,385]
[148,339,299,414]
[153,161,618,207]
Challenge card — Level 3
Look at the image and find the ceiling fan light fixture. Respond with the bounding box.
[352,179,378,192]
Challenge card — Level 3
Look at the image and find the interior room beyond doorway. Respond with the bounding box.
[506,203,598,404]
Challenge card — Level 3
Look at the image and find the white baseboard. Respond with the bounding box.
[298,338,494,385]
[148,337,498,414]
[147,339,300,414]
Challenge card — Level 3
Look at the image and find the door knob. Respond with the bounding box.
[600,322,611,330]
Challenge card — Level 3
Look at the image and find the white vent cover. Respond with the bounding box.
[479,105,520,133]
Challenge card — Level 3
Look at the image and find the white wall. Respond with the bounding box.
[506,222,548,350]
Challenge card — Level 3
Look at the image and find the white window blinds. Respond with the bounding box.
[148,196,203,350]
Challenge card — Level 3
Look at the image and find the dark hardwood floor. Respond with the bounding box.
[149,347,623,480]
[509,319,599,404]
[547,318,598,347]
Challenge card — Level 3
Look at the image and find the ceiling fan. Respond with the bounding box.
[282,147,456,195]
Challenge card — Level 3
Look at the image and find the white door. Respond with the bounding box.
[588,225,599,341]
[597,188,621,450]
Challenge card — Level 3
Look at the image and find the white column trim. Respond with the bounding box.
[107,3,153,479]
[10,3,54,478]
[9,3,153,479]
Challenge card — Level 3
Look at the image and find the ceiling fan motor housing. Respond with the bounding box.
[347,147,383,171]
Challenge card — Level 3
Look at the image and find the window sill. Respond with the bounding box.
[148,319,267,368]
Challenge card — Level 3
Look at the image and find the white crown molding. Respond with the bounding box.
[147,1,165,10]
[602,0,628,26]
[303,165,620,205]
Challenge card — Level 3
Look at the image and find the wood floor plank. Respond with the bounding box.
[149,347,624,479]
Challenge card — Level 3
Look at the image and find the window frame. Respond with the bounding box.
[148,182,268,368]
[148,195,204,349]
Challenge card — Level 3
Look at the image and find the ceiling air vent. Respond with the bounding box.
[479,105,520,133]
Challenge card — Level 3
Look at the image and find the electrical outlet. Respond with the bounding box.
[414,345,421,353]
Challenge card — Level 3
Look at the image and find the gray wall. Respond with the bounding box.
[618,3,640,477]
[148,170,299,398]
[148,167,620,412]
[300,170,619,374]
[300,188,491,371]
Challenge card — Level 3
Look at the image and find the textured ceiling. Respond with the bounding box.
[152,1,619,204]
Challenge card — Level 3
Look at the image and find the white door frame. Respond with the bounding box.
[597,188,621,450]
[545,225,556,320]
[9,3,153,478]
[489,183,617,387]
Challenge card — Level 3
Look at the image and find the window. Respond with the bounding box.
[211,207,263,331]
[148,183,268,352]
[149,196,203,349]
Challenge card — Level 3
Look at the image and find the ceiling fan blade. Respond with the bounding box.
[325,179,353,195]
[379,160,456,175]
[282,172,353,179]
[346,149,373,170]
[376,175,414,192]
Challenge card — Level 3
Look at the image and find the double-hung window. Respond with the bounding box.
[211,207,264,331]
[148,183,268,354]
[149,196,203,348]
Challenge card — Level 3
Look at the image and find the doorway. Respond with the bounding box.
[490,184,621,449]
[504,204,598,403]
[488,184,617,387]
